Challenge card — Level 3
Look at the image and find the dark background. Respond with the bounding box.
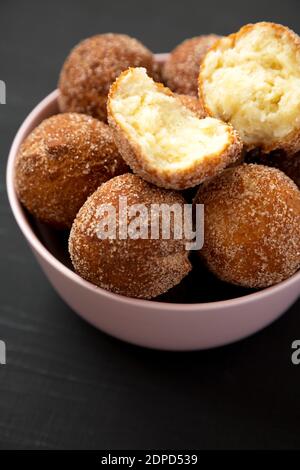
[1,0,300,450]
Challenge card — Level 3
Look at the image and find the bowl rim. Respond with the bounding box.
[6,74,300,312]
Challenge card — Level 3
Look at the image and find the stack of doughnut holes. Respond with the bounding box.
[14,26,300,299]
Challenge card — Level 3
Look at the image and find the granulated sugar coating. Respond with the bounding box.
[69,173,192,299]
[15,113,129,228]
[58,33,155,122]
[246,149,300,188]
[194,164,300,288]
[163,35,220,96]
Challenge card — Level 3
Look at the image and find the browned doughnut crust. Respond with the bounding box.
[15,113,129,229]
[198,23,300,154]
[163,35,220,95]
[107,68,242,190]
[246,149,300,188]
[69,173,192,299]
[176,94,206,118]
[194,164,300,288]
[58,33,155,122]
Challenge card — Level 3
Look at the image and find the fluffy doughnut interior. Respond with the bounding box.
[109,68,232,171]
[201,24,300,148]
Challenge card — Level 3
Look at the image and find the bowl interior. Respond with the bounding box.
[29,213,254,303]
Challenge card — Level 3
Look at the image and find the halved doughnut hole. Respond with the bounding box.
[110,68,232,171]
[201,24,300,149]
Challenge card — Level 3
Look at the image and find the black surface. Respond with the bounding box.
[0,0,300,450]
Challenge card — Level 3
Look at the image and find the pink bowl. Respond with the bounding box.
[6,54,300,350]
